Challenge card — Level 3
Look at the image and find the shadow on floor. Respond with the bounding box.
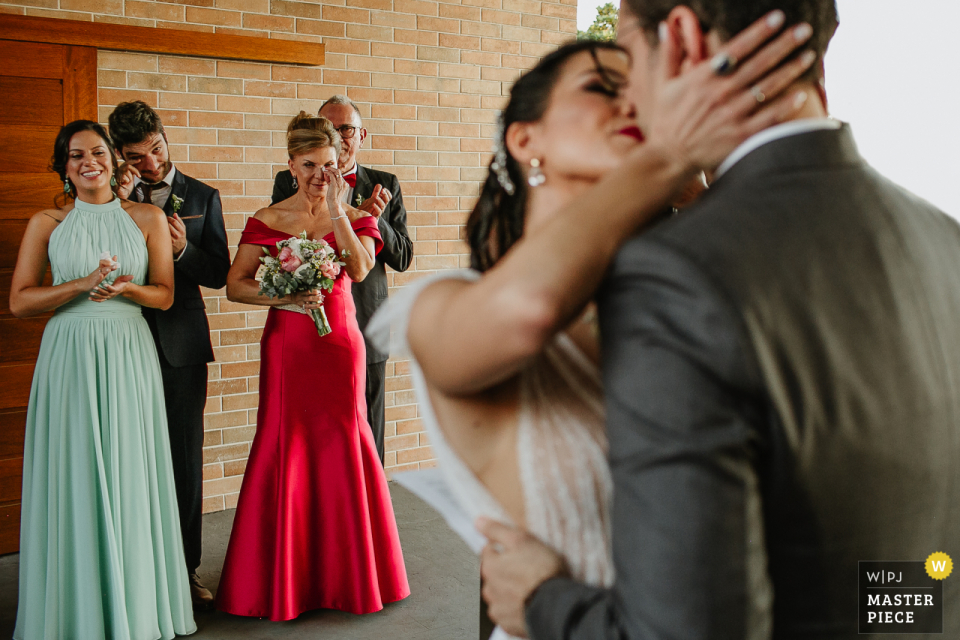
[0,483,480,639]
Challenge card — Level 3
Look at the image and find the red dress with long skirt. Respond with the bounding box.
[216,216,410,620]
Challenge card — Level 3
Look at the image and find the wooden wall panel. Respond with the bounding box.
[0,458,22,504]
[0,364,34,411]
[0,174,62,218]
[0,318,46,363]
[0,125,60,174]
[0,410,26,460]
[62,45,97,123]
[0,503,19,556]
[0,14,324,66]
[0,40,64,80]
[0,78,63,127]
[0,222,30,269]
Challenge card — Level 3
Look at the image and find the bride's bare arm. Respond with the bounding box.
[410,12,817,396]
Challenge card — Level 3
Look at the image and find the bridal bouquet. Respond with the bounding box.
[255,231,348,336]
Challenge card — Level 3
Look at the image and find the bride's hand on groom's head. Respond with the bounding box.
[477,517,569,638]
[646,11,819,174]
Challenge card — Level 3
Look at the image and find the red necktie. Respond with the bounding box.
[343,173,357,188]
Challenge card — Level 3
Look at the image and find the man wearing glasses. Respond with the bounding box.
[272,95,413,465]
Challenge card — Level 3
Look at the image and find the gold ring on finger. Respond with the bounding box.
[751,86,767,104]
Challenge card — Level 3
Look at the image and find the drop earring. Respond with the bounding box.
[110,175,117,187]
[63,179,72,195]
[527,158,545,187]
[291,175,298,190]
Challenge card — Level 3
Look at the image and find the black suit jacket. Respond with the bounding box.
[139,169,230,367]
[272,165,412,363]
[527,125,960,639]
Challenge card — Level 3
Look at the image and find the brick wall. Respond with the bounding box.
[0,0,577,513]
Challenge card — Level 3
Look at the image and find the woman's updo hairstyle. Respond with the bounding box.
[287,111,341,159]
[466,40,626,272]
[50,120,121,206]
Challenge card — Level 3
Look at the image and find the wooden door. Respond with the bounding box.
[0,39,97,555]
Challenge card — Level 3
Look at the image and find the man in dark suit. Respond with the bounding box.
[478,1,960,638]
[109,101,230,609]
[272,95,413,464]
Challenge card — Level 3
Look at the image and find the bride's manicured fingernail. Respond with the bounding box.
[793,91,809,109]
[658,21,669,42]
[801,50,817,66]
[794,23,813,41]
[766,10,785,28]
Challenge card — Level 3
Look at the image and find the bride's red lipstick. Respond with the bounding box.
[619,126,644,141]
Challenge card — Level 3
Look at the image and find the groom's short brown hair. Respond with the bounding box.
[108,100,166,152]
[623,0,838,81]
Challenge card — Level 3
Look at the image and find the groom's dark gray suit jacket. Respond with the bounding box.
[527,125,960,639]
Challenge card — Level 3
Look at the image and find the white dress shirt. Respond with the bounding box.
[714,118,843,180]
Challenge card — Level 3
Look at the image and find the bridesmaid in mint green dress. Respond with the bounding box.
[9,121,196,639]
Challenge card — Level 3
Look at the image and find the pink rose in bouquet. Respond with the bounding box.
[256,231,348,337]
[278,246,302,272]
[320,262,341,279]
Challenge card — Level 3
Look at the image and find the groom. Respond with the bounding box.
[479,1,960,638]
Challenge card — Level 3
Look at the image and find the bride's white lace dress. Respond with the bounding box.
[368,270,613,640]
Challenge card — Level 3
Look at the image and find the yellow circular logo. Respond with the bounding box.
[925,552,953,580]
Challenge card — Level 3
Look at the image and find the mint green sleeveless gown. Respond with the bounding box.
[14,198,196,639]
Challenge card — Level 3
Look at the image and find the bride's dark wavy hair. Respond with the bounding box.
[466,40,627,272]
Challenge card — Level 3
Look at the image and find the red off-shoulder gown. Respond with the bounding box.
[216,216,410,620]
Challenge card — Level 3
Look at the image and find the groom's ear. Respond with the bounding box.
[663,6,710,74]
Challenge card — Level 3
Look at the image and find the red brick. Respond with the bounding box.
[395,0,438,15]
[126,0,184,20]
[296,18,345,37]
[368,13,412,31]
[323,5,370,23]
[223,459,248,477]
[397,445,435,464]
[440,4,481,20]
[244,81,296,98]
[394,29,439,46]
[186,6,241,26]
[242,13,295,32]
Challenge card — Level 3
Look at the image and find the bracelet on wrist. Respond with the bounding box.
[330,214,347,221]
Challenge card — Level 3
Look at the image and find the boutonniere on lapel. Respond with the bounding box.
[354,193,364,207]
[170,194,184,214]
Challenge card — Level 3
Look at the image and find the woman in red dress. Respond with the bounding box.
[217,112,409,620]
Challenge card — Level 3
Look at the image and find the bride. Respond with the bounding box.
[369,13,815,639]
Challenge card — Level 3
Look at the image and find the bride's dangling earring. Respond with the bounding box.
[110,175,117,188]
[63,178,72,196]
[291,174,298,190]
[527,158,545,187]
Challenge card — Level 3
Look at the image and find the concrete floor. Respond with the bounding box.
[0,483,480,639]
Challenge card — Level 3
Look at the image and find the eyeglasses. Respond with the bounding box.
[335,125,360,139]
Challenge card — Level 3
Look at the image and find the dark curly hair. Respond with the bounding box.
[107,100,165,151]
[466,40,627,272]
[50,120,120,206]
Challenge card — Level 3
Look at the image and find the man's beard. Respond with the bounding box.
[144,159,173,184]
